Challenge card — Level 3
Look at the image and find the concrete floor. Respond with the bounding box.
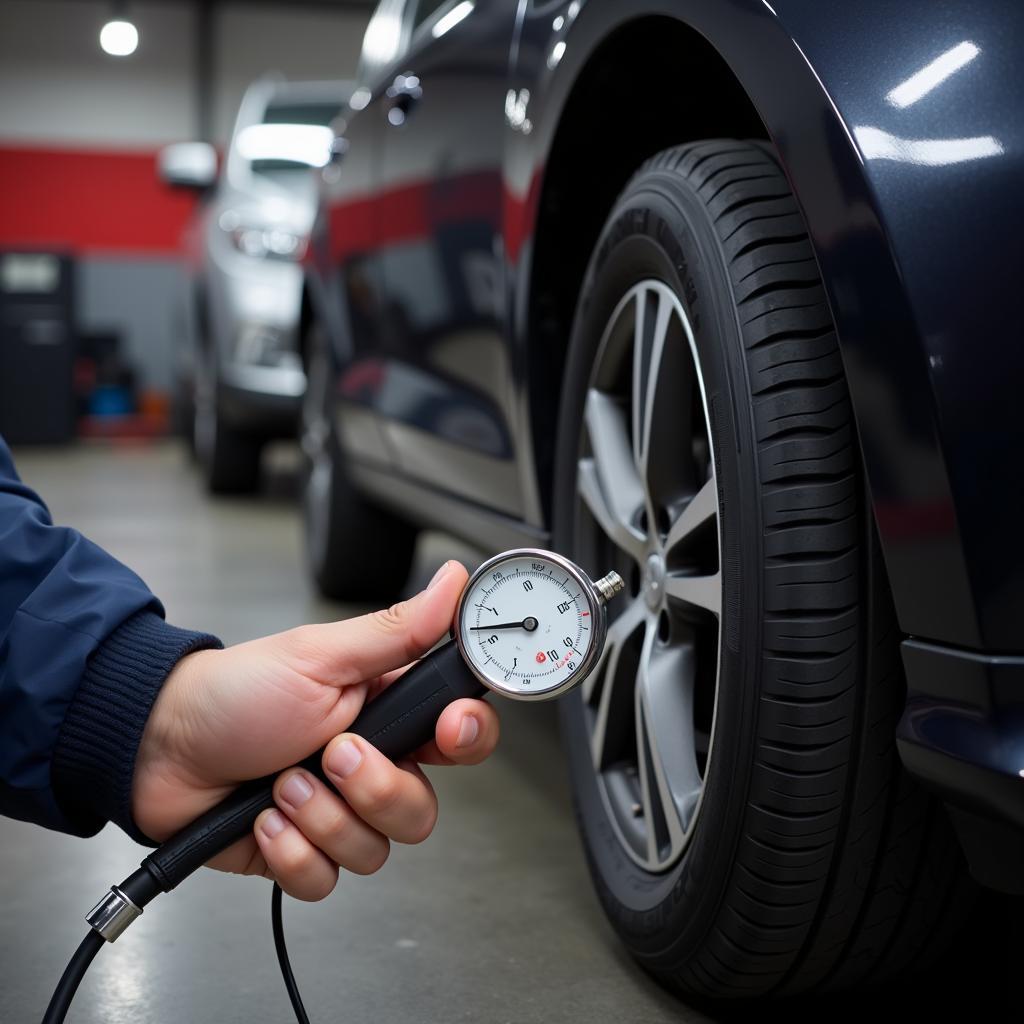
[0,442,703,1024]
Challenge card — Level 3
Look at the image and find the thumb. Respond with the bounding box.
[294,560,468,688]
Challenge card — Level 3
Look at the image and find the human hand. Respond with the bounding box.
[131,560,499,900]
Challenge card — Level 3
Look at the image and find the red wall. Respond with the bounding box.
[0,144,196,256]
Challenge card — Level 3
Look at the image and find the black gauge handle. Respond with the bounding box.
[142,641,484,892]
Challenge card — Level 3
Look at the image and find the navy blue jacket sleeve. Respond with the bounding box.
[0,437,221,840]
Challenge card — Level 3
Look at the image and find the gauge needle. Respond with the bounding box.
[470,617,538,632]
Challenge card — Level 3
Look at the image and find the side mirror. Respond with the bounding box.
[329,136,350,164]
[158,142,218,189]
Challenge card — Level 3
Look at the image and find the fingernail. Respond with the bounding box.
[279,773,313,809]
[328,738,363,778]
[456,714,480,748]
[261,810,287,839]
[427,561,451,590]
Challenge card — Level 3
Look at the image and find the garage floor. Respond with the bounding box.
[3,443,1011,1022]
[0,442,702,1024]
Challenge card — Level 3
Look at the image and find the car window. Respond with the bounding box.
[263,102,343,127]
[235,100,342,175]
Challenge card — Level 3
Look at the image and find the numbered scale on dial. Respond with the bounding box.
[454,549,621,701]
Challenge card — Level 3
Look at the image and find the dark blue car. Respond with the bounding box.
[299,0,1024,998]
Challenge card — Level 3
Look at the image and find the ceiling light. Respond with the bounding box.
[99,19,139,57]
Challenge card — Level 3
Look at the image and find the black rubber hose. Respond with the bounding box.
[119,865,163,908]
[42,643,484,1023]
[41,930,104,1024]
[272,883,310,1024]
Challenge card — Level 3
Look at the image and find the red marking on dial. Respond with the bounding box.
[535,651,546,663]
[581,611,590,616]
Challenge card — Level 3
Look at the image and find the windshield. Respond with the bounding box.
[240,100,344,174]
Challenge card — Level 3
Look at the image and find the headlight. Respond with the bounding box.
[219,210,307,261]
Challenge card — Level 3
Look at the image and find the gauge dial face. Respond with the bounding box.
[457,552,599,699]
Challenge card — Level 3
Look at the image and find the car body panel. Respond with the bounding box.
[375,5,522,514]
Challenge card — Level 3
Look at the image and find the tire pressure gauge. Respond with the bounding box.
[455,549,622,701]
[51,551,624,1024]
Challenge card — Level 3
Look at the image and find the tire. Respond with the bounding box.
[173,374,197,461]
[301,326,418,602]
[553,140,971,999]
[194,347,262,494]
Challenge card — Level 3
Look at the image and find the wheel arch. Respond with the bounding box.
[512,0,976,649]
[520,15,767,525]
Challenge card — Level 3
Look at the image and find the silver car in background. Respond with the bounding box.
[160,78,350,493]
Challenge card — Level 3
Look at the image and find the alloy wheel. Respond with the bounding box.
[576,280,722,872]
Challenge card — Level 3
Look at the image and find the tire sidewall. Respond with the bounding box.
[301,324,346,586]
[299,323,418,600]
[554,171,764,961]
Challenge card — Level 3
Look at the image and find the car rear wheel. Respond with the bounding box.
[194,346,263,494]
[554,140,971,998]
[301,325,418,602]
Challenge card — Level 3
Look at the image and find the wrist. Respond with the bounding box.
[131,647,223,842]
[52,611,223,843]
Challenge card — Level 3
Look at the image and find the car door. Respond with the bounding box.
[371,0,523,514]
[313,0,407,468]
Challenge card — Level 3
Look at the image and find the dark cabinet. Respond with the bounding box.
[0,252,75,444]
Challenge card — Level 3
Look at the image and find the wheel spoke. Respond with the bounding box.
[665,478,718,555]
[579,390,646,561]
[631,288,671,525]
[630,286,650,471]
[665,570,721,616]
[587,598,645,770]
[635,626,702,858]
[634,689,662,866]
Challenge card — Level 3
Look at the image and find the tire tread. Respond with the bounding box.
[638,141,968,996]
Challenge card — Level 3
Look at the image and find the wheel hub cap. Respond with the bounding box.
[642,552,666,611]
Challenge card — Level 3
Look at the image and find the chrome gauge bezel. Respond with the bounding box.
[454,548,608,702]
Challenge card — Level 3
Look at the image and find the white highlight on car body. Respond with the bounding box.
[433,1,474,39]
[99,19,138,57]
[362,8,402,65]
[886,41,979,109]
[853,125,1003,166]
[505,88,532,133]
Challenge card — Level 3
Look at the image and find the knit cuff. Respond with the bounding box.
[52,610,222,844]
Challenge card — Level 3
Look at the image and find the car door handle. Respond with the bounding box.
[385,72,422,126]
